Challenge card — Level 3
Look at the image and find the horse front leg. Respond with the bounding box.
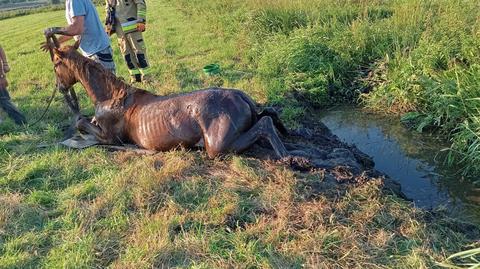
[62,88,80,114]
[75,116,114,144]
[69,88,80,112]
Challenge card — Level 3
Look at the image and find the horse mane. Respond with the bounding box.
[62,47,151,103]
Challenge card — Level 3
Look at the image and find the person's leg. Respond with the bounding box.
[0,88,26,125]
[88,47,116,74]
[117,31,141,83]
[127,31,151,83]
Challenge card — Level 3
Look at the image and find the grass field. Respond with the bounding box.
[165,0,480,178]
[0,0,479,268]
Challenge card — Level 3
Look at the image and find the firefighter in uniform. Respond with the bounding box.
[105,0,151,83]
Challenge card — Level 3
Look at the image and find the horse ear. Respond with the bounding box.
[73,39,80,50]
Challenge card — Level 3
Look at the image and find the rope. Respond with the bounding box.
[26,85,58,128]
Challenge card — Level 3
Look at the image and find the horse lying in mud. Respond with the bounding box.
[45,37,288,158]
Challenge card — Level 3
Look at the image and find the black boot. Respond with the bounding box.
[0,89,26,125]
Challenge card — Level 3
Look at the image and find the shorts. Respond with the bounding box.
[87,46,116,74]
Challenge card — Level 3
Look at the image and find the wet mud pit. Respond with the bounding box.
[241,116,404,198]
[318,106,480,222]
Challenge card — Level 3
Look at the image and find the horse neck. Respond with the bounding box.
[69,58,126,104]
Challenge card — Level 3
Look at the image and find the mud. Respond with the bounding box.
[244,117,405,198]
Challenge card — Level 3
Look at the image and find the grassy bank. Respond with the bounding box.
[0,1,479,268]
[167,0,480,178]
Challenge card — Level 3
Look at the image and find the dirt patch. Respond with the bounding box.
[243,116,405,198]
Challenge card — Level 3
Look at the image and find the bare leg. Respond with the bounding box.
[228,116,288,158]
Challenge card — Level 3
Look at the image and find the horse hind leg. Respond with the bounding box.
[258,107,288,136]
[227,116,288,158]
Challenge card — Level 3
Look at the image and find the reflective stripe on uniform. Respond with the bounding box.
[121,20,138,33]
[128,68,141,75]
[139,67,151,75]
[138,10,146,19]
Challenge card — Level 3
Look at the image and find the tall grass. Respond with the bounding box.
[171,0,480,178]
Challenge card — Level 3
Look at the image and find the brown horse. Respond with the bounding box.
[46,38,288,158]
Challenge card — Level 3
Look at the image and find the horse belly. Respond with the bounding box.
[128,105,202,151]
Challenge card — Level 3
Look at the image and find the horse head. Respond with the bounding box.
[45,35,80,93]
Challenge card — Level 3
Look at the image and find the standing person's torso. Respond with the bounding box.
[65,0,110,56]
[114,0,138,24]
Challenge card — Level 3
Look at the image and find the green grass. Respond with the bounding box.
[0,1,479,268]
[167,0,480,178]
[0,3,63,20]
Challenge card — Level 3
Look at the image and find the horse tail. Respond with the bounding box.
[237,90,289,136]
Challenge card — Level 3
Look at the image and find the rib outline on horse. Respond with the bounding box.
[45,36,288,158]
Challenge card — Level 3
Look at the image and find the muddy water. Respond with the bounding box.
[320,106,480,221]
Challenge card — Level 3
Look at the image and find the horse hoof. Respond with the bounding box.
[279,155,313,172]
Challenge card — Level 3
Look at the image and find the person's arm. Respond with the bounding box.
[41,17,81,52]
[44,16,85,38]
[133,0,146,32]
[134,0,146,22]
[105,0,116,36]
[45,0,87,38]
[58,35,74,44]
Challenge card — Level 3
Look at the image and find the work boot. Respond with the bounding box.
[141,74,154,85]
[130,74,142,84]
[0,90,26,125]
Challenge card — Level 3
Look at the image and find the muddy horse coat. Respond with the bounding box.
[46,38,288,158]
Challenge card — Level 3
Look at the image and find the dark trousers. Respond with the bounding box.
[0,88,26,125]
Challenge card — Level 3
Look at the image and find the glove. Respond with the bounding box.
[136,22,146,32]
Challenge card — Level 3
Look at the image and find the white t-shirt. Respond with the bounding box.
[65,0,110,56]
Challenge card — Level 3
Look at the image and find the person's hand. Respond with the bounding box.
[136,22,146,32]
[0,77,8,89]
[44,27,61,38]
[105,25,114,36]
[40,42,49,52]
